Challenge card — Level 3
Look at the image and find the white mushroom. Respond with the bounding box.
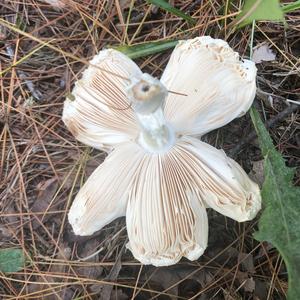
[63,36,261,267]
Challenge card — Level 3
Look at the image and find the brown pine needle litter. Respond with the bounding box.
[0,1,299,299]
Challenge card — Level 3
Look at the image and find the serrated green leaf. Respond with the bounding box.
[282,0,300,13]
[0,248,25,273]
[235,0,284,27]
[250,108,300,300]
[147,0,195,25]
[113,40,178,59]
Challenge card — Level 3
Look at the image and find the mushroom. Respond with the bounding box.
[62,36,261,266]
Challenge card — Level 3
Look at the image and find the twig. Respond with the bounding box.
[229,103,299,157]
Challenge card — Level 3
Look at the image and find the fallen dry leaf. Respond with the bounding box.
[0,225,12,239]
[238,252,255,273]
[252,44,276,64]
[243,277,255,292]
[75,238,103,279]
[31,178,59,229]
[119,0,131,9]
[249,160,265,188]
[100,251,123,300]
[109,289,128,300]
[254,279,269,299]
[144,265,214,300]
[42,0,66,8]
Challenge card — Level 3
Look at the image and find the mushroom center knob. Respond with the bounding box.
[127,74,168,115]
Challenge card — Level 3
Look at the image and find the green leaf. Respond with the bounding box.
[147,0,195,25]
[282,0,300,13]
[235,0,284,27]
[113,40,178,59]
[250,108,300,300]
[0,248,25,273]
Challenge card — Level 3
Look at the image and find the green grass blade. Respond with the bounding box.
[250,107,300,300]
[147,0,195,25]
[113,40,178,59]
[282,0,300,13]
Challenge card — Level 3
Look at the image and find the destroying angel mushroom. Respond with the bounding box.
[63,36,261,267]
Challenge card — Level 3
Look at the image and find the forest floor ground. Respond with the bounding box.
[0,1,299,299]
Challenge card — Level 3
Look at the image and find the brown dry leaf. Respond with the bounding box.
[119,0,131,9]
[31,178,59,229]
[40,243,74,300]
[222,288,236,300]
[243,277,255,292]
[100,254,123,300]
[249,160,265,188]
[147,268,181,299]
[0,225,12,239]
[0,25,7,39]
[254,279,269,299]
[236,270,249,282]
[42,0,66,8]
[110,289,128,300]
[252,44,276,64]
[76,238,103,279]
[2,204,19,234]
[238,252,255,273]
[145,266,213,299]
[51,243,72,274]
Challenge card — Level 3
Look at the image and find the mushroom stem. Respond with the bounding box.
[136,106,175,153]
[127,74,175,153]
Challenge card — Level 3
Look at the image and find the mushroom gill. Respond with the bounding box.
[62,49,141,151]
[162,36,257,137]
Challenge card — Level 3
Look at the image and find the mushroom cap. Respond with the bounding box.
[64,36,261,266]
[68,136,260,266]
[62,49,141,151]
[162,36,257,137]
